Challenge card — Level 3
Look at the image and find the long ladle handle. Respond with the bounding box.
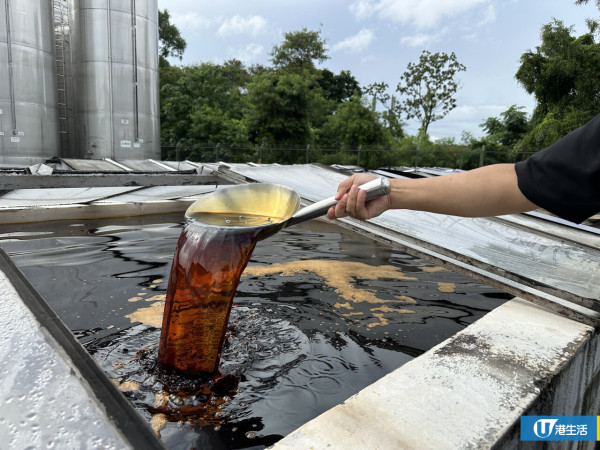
[285,177,391,228]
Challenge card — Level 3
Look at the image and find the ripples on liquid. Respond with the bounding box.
[0,214,511,449]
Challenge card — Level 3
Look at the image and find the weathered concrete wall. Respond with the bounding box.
[0,270,131,449]
[273,298,599,449]
[498,322,600,449]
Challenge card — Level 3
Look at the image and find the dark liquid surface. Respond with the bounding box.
[0,214,511,449]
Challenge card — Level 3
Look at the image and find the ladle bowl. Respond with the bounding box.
[185,183,302,239]
[185,177,391,240]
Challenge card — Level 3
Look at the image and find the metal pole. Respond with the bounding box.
[4,0,16,132]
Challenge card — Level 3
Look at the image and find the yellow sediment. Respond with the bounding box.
[334,301,353,310]
[421,266,448,273]
[437,282,456,293]
[155,391,169,407]
[110,378,140,391]
[243,260,417,306]
[125,260,418,327]
[150,413,168,436]
[125,301,165,328]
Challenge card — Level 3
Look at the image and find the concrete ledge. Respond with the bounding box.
[0,269,131,448]
[273,298,598,449]
[0,200,195,224]
[0,250,163,449]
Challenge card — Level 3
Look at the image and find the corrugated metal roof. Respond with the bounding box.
[0,187,140,207]
[60,158,128,172]
[98,185,219,203]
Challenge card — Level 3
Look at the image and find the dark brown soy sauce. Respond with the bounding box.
[157,213,276,376]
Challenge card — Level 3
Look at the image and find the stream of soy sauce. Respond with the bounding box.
[158,214,271,375]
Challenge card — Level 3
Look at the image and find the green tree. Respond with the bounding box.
[481,105,529,148]
[515,19,600,151]
[396,50,466,136]
[318,69,361,103]
[160,62,250,152]
[158,10,187,67]
[244,70,319,153]
[270,28,329,72]
[244,29,333,159]
[575,0,600,34]
[364,82,404,140]
[317,95,395,168]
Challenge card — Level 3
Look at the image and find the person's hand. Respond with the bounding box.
[326,174,391,221]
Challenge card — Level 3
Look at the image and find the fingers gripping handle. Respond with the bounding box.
[285,177,391,228]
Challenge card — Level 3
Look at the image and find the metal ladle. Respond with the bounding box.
[185,177,391,240]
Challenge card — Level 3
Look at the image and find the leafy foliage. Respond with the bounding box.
[270,28,329,72]
[480,105,529,148]
[244,69,318,150]
[515,19,600,150]
[396,51,466,136]
[160,62,250,147]
[159,27,407,168]
[158,10,187,67]
[318,69,361,103]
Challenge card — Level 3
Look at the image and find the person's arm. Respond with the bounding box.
[326,163,539,221]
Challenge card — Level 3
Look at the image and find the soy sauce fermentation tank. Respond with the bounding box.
[70,0,160,159]
[0,0,59,164]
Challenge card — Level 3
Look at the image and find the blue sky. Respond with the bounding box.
[157,0,598,141]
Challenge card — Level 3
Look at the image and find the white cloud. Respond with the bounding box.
[217,15,268,37]
[349,0,377,20]
[350,0,491,29]
[400,33,440,48]
[332,29,375,53]
[171,12,212,30]
[477,4,496,27]
[227,43,265,64]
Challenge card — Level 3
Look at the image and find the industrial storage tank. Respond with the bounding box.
[70,0,160,160]
[0,0,60,165]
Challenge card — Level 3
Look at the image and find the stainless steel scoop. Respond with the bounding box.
[185,177,391,239]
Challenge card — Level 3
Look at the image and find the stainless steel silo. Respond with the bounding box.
[0,0,60,165]
[70,0,160,160]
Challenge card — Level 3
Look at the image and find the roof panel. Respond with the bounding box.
[60,158,127,172]
[97,185,219,202]
[115,159,171,172]
[0,187,139,207]
[160,161,202,171]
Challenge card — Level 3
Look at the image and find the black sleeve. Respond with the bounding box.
[514,113,600,224]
